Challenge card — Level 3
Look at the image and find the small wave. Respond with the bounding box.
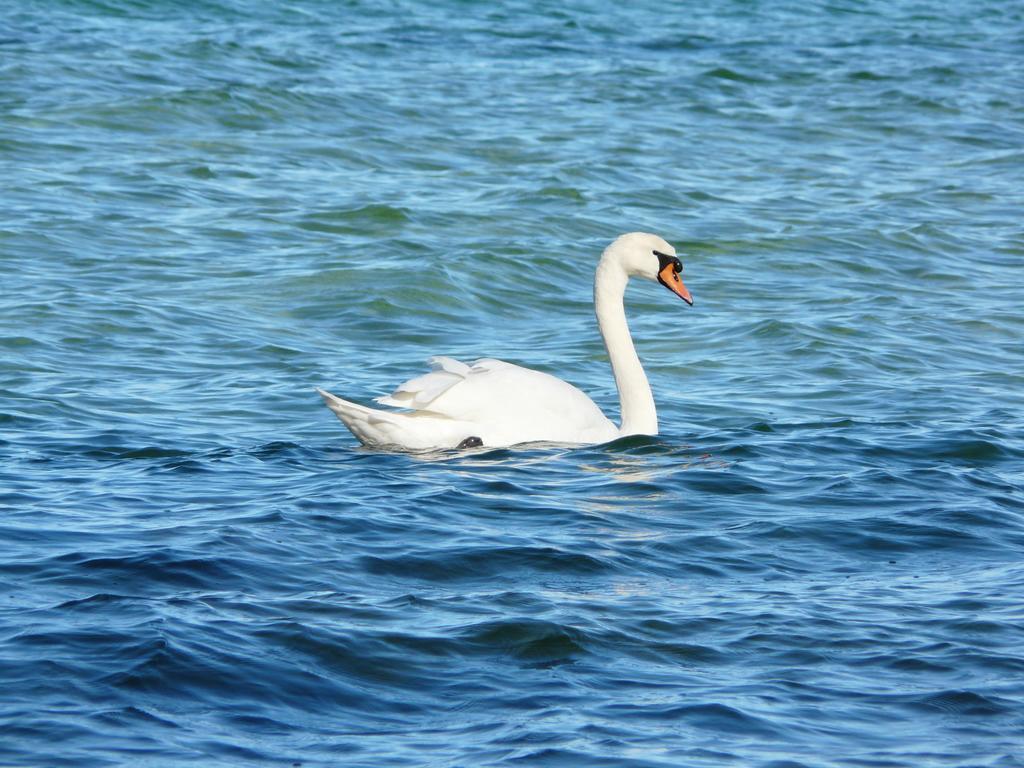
[360,545,613,582]
[909,689,1014,717]
[461,619,588,665]
[601,700,781,737]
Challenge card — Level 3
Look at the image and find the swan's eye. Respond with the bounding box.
[654,249,683,278]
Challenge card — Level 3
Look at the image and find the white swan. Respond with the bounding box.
[318,232,693,450]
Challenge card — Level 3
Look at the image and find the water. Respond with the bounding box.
[2,0,1024,765]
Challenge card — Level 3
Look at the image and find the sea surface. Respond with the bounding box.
[2,1,1023,765]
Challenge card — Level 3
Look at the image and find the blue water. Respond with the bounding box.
[3,1,1024,765]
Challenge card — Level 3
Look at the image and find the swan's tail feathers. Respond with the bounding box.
[316,388,464,450]
[317,388,387,446]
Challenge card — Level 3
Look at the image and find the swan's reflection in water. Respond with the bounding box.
[405,438,729,528]
[574,443,729,520]
[580,445,727,483]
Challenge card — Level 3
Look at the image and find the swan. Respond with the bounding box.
[317,232,693,450]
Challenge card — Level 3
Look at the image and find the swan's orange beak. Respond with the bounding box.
[658,262,693,306]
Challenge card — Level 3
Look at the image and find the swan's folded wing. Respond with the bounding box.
[367,355,616,444]
[470,358,513,373]
[375,356,471,409]
[430,356,471,376]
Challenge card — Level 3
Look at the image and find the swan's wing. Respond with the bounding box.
[319,388,473,450]
[405,357,617,443]
[344,355,616,447]
[375,356,474,409]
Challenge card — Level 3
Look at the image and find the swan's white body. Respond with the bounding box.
[319,356,618,450]
[318,232,692,451]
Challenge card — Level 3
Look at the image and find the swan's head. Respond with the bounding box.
[606,232,693,306]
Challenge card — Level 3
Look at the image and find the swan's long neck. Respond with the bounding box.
[594,256,657,436]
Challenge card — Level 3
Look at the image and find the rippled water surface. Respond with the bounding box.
[3,1,1024,765]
